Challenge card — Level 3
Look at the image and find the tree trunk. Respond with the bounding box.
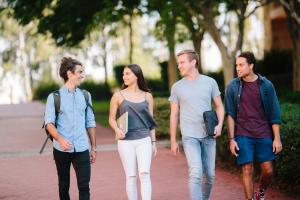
[18,29,33,101]
[291,24,300,91]
[293,38,300,91]
[284,2,300,91]
[166,28,178,89]
[168,49,178,89]
[100,35,109,86]
[103,50,108,86]
[128,15,133,63]
[163,19,178,89]
[192,30,204,73]
[202,16,234,86]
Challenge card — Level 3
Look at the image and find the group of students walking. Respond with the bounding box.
[44,50,282,200]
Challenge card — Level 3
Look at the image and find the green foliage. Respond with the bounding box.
[93,100,110,127]
[147,79,169,97]
[204,70,225,94]
[80,81,112,101]
[275,103,300,196]
[256,50,293,94]
[153,97,170,138]
[32,80,112,101]
[7,0,120,46]
[280,91,300,104]
[158,61,169,88]
[113,64,125,86]
[33,82,60,100]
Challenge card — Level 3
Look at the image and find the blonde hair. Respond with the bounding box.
[177,49,199,67]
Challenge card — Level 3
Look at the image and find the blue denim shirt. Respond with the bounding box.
[224,74,281,125]
[45,86,96,152]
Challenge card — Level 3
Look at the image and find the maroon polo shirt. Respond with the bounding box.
[236,79,273,138]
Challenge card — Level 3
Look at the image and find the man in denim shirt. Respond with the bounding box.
[225,52,282,200]
[45,57,96,200]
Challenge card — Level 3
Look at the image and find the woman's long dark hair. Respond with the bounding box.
[121,64,151,92]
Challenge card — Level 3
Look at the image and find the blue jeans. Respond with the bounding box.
[182,136,216,200]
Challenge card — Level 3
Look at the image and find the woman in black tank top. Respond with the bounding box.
[109,64,157,200]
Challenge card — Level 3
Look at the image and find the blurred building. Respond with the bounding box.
[263,2,292,51]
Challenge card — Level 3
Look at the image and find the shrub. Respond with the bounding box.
[158,61,169,90]
[280,91,300,104]
[147,79,168,91]
[33,82,60,100]
[274,103,300,196]
[147,79,169,97]
[153,97,182,139]
[80,81,112,100]
[204,71,225,94]
[153,98,170,139]
[113,64,125,86]
[256,50,293,94]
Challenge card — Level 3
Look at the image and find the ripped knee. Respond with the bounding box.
[139,172,150,179]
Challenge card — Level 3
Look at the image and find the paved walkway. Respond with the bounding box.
[0,102,295,200]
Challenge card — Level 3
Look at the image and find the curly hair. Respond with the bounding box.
[237,52,256,68]
[59,57,82,82]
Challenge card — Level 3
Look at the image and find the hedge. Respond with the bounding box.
[33,81,112,101]
[80,81,112,100]
[33,82,60,100]
[153,98,170,139]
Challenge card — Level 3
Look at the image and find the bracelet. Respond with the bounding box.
[228,137,235,141]
[151,140,156,143]
[91,147,97,152]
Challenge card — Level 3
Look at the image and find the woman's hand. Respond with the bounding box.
[152,142,157,156]
[115,128,125,140]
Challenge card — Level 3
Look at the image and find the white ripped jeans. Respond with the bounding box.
[118,136,153,200]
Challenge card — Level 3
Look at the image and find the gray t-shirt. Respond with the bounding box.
[169,75,221,138]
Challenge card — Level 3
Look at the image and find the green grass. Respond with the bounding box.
[93,100,110,127]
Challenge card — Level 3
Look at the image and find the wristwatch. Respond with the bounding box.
[91,147,97,152]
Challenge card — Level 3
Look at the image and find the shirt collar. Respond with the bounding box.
[61,85,78,94]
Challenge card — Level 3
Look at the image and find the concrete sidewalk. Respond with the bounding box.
[0,102,295,200]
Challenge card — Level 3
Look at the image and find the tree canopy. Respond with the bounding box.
[7,0,119,46]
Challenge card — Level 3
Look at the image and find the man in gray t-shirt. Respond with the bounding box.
[169,49,224,200]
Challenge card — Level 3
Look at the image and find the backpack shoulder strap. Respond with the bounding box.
[42,90,60,129]
[53,90,60,118]
[81,89,89,105]
[80,89,94,113]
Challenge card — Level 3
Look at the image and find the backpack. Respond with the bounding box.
[39,89,94,154]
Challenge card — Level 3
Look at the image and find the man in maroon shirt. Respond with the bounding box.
[225,52,282,200]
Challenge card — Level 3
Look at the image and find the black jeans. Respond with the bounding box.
[53,149,91,200]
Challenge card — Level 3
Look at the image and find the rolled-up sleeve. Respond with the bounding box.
[269,84,281,124]
[45,93,56,125]
[85,92,96,128]
[224,84,236,119]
